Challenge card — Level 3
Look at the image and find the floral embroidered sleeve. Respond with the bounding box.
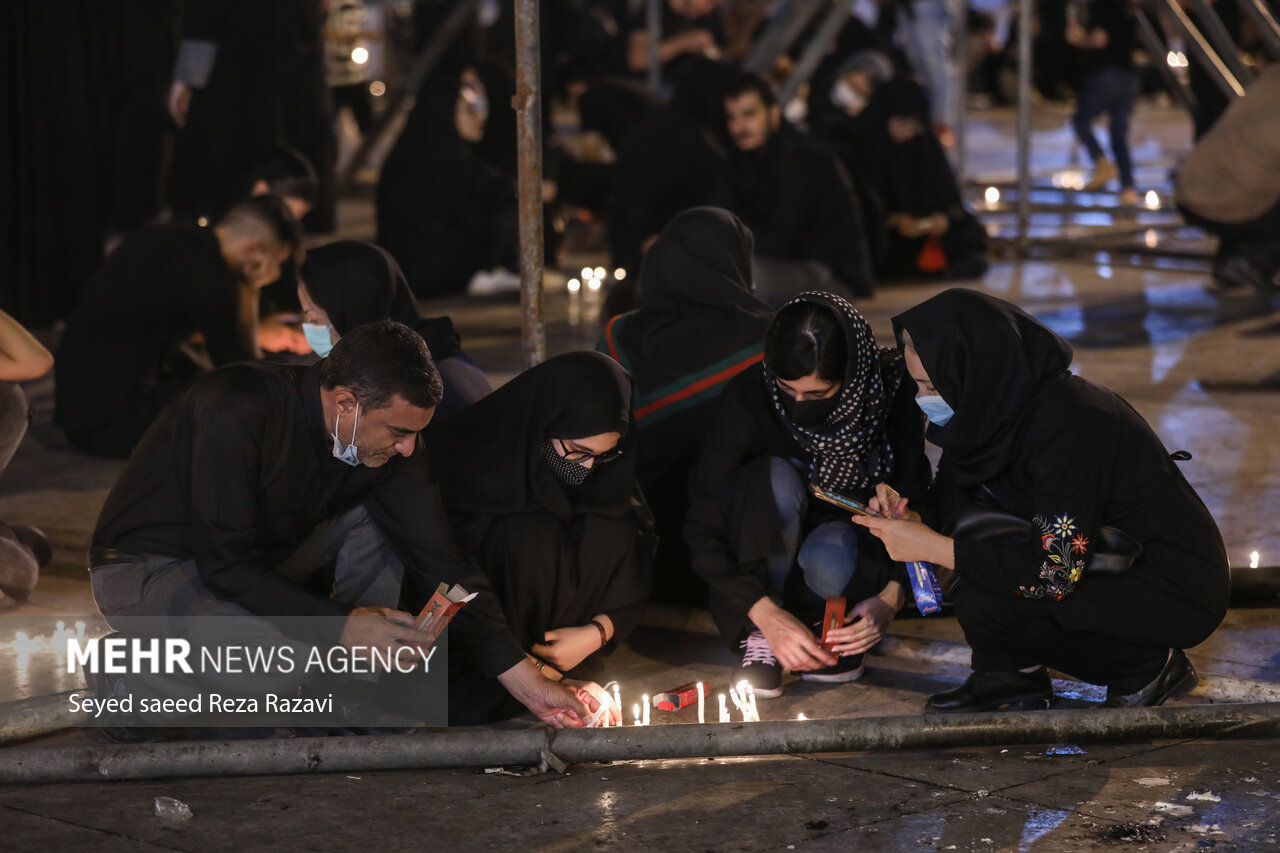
[949,415,1114,600]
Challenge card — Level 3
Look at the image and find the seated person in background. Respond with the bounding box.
[377,67,520,299]
[428,352,655,725]
[608,57,735,301]
[714,74,875,305]
[298,240,493,417]
[1176,65,1280,292]
[88,321,610,732]
[685,292,929,697]
[625,0,726,76]
[0,310,55,602]
[857,79,988,282]
[598,207,772,603]
[55,195,301,458]
[855,290,1229,712]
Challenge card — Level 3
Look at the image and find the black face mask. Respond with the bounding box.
[539,440,591,487]
[780,393,839,428]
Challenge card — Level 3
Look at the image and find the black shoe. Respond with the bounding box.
[736,630,783,698]
[1103,649,1198,708]
[925,668,1053,713]
[801,653,865,684]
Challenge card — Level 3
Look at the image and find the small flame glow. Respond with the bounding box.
[593,267,607,280]
[614,268,627,281]
[1145,190,1160,209]
[1250,551,1260,569]
[984,187,1000,205]
[567,278,580,293]
[581,267,594,280]
[587,278,602,291]
[351,47,370,65]
[369,80,386,97]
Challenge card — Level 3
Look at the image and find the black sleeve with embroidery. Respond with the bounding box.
[951,414,1115,601]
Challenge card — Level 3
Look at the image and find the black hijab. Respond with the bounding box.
[301,240,420,334]
[429,351,636,521]
[616,207,772,387]
[863,78,962,216]
[892,288,1073,486]
[763,291,904,493]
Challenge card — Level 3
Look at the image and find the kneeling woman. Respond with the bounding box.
[856,289,1229,711]
[685,292,930,697]
[429,352,655,724]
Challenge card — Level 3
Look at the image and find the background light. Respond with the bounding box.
[369,80,386,97]
[984,187,1000,205]
[351,47,370,65]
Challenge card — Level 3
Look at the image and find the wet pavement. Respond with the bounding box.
[2,102,1280,851]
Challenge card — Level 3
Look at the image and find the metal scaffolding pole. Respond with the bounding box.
[647,0,662,93]
[778,0,857,107]
[744,0,828,74]
[951,0,968,180]
[514,0,547,368]
[1190,0,1252,85]
[1158,0,1245,98]
[1016,0,1032,253]
[1231,0,1280,59]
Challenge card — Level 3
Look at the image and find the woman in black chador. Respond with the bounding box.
[855,289,1230,712]
[684,291,930,698]
[857,79,987,282]
[598,207,772,602]
[376,68,516,297]
[429,352,655,724]
[297,240,492,417]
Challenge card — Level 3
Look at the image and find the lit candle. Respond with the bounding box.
[743,683,758,722]
[696,682,705,724]
[642,695,650,726]
[728,684,747,721]
[796,713,807,721]
[718,693,729,723]
[613,683,622,718]
[633,703,641,726]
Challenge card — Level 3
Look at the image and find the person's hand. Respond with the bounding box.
[867,483,919,521]
[338,607,434,670]
[562,678,621,726]
[924,213,950,236]
[531,624,603,673]
[896,216,923,239]
[1065,21,1087,47]
[852,515,954,568]
[747,597,837,672]
[498,658,590,727]
[541,179,559,203]
[680,28,716,55]
[825,583,904,656]
[258,313,312,355]
[168,81,193,128]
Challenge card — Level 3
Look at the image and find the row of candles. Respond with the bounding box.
[588,680,764,727]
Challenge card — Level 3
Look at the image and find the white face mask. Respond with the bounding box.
[332,403,361,466]
[832,79,868,116]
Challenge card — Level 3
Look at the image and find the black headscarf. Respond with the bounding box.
[617,207,772,386]
[301,240,420,334]
[892,288,1073,486]
[429,351,636,521]
[763,291,904,492]
[862,78,962,217]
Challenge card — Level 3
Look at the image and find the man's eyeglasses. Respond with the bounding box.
[554,438,623,465]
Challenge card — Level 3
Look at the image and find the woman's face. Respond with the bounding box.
[455,69,489,143]
[297,280,338,345]
[774,372,841,402]
[549,431,622,471]
[904,346,938,398]
[888,115,923,144]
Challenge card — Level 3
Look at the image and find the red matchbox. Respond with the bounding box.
[820,596,846,652]
[413,582,477,648]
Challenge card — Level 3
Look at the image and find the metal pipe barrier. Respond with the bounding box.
[1136,6,1200,112]
[1015,0,1032,253]
[1,704,1277,784]
[647,0,662,93]
[514,0,547,367]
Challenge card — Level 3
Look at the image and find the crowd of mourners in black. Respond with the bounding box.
[1,0,1245,736]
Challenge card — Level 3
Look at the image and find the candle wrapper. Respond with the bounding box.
[906,561,943,615]
[413,582,478,647]
[819,596,846,652]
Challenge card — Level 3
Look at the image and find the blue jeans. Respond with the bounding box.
[1072,66,1140,189]
[896,0,955,126]
[765,458,860,606]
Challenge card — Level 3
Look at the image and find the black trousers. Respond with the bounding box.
[953,570,1220,694]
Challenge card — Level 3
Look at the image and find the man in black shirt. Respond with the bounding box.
[714,74,874,305]
[55,195,301,458]
[89,321,602,731]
